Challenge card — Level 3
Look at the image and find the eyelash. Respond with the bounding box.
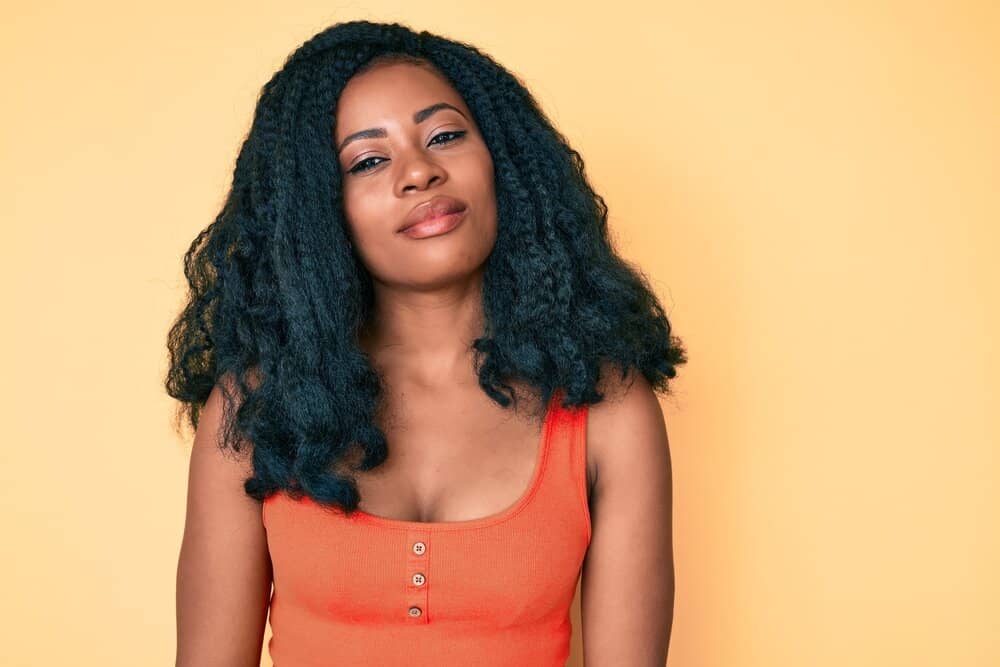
[347,130,468,174]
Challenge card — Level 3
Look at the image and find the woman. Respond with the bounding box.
[170,19,686,667]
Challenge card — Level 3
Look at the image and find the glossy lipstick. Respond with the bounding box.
[397,194,469,239]
[398,208,467,239]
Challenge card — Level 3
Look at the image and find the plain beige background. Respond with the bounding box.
[1,2,997,665]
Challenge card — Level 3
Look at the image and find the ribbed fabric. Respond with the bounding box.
[262,388,591,666]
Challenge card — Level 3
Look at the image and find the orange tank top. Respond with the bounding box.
[262,388,591,666]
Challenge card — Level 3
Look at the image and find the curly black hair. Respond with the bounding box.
[164,19,687,515]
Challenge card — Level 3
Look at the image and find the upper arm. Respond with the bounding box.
[176,376,272,667]
[581,368,675,666]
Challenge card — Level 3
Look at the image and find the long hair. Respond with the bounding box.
[164,19,687,515]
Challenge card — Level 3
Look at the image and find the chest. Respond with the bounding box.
[346,389,595,523]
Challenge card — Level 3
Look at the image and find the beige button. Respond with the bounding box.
[408,606,422,618]
[412,541,426,555]
[411,572,426,586]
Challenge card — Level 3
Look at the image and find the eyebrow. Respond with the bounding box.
[336,102,468,155]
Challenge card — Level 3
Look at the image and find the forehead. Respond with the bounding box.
[333,62,469,139]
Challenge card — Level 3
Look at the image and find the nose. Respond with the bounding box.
[395,152,447,195]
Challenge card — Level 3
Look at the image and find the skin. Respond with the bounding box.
[176,60,673,666]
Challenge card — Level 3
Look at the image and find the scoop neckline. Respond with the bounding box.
[268,388,564,532]
[345,387,562,531]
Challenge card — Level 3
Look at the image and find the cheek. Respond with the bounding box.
[466,151,497,219]
[340,184,383,244]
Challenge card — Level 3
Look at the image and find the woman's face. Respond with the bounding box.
[333,61,497,289]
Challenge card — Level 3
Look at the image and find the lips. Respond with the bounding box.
[398,195,468,234]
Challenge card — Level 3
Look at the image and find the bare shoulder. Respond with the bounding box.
[580,362,674,663]
[587,363,670,488]
[175,373,272,665]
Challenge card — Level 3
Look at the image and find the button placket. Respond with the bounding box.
[405,530,430,623]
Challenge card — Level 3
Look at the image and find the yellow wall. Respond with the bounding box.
[1,2,996,665]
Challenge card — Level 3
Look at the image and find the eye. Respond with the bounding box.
[429,129,467,146]
[347,130,468,175]
[348,156,385,174]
